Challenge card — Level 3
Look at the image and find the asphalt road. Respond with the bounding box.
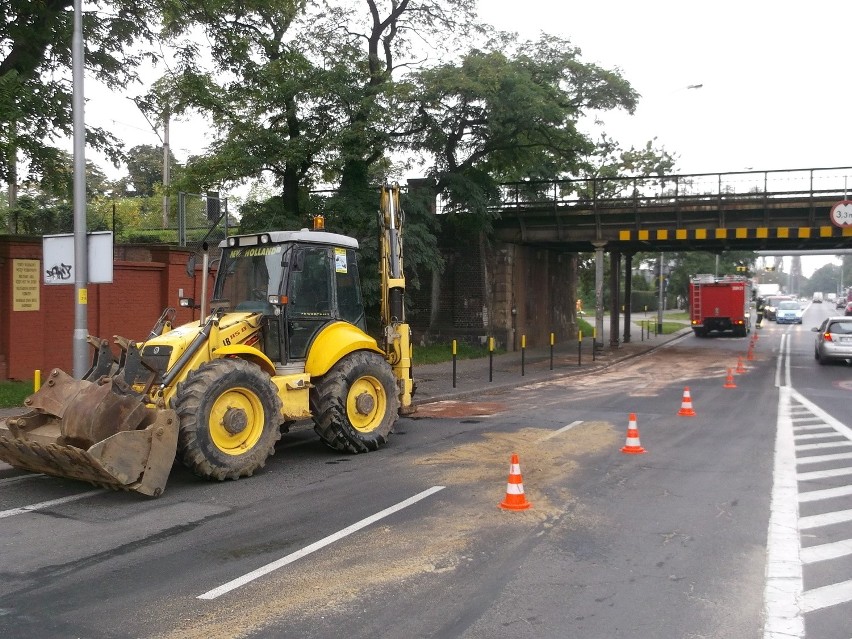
[1,306,850,638]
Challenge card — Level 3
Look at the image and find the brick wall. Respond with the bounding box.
[408,227,578,350]
[1,232,578,381]
[0,237,200,381]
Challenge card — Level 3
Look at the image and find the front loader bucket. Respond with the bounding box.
[0,369,179,496]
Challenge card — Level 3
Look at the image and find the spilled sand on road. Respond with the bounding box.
[149,423,616,639]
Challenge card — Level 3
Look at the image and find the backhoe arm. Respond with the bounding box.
[379,182,414,413]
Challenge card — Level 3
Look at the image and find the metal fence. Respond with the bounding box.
[177,191,230,261]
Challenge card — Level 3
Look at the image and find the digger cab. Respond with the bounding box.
[213,230,367,365]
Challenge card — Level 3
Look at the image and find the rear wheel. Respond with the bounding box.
[312,351,399,453]
[172,358,282,480]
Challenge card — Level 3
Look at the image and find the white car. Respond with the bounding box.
[775,300,803,324]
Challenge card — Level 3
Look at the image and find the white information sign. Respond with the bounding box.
[42,231,114,285]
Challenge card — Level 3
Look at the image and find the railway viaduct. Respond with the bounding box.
[491,167,852,345]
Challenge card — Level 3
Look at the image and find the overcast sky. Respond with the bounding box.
[480,0,852,175]
[87,1,850,276]
[476,1,852,276]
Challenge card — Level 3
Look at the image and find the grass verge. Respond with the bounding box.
[0,381,32,408]
[413,341,505,366]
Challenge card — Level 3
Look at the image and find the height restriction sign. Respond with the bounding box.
[830,200,852,227]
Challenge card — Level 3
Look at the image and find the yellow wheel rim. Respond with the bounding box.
[346,375,387,433]
[208,386,265,455]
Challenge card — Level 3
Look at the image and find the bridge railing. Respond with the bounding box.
[497,166,852,213]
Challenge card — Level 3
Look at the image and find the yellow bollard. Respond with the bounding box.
[34,369,41,392]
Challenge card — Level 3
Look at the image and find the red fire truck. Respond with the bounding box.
[689,274,752,337]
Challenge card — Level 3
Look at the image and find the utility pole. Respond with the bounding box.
[7,120,16,232]
[162,106,170,229]
[71,0,89,378]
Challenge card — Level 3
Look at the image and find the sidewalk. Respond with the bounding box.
[410,319,690,405]
[0,314,690,420]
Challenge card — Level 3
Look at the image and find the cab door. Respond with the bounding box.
[285,245,333,360]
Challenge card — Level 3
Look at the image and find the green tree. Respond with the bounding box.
[663,251,757,305]
[405,34,638,225]
[805,263,841,297]
[125,144,180,197]
[1,0,161,197]
[8,152,118,234]
[160,0,478,221]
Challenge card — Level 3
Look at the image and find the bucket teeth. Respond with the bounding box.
[0,368,179,496]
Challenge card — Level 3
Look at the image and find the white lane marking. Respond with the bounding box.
[800,579,852,613]
[798,466,852,481]
[0,490,103,519]
[197,485,446,600]
[796,452,852,465]
[773,334,785,388]
[800,539,852,564]
[799,508,852,530]
[799,485,852,503]
[537,420,583,442]
[797,441,852,452]
[789,389,852,440]
[794,433,847,441]
[793,424,836,432]
[762,385,804,639]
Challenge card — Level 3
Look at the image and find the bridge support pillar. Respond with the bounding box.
[609,250,621,348]
[593,242,606,348]
[623,253,633,343]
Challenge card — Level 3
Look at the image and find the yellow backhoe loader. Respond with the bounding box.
[0,183,413,496]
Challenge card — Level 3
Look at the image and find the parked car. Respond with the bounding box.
[776,300,804,324]
[837,297,847,309]
[813,317,852,364]
[846,301,852,316]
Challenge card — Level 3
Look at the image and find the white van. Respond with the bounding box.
[813,292,824,303]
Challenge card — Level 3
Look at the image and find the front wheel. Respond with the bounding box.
[172,358,283,480]
[312,351,399,453]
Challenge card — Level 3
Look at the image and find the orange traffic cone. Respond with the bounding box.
[621,413,646,454]
[746,345,755,361]
[736,356,747,374]
[499,453,532,510]
[677,387,696,416]
[723,368,737,388]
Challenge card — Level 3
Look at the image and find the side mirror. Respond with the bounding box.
[810,327,819,332]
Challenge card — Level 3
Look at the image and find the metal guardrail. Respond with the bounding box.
[496,167,852,214]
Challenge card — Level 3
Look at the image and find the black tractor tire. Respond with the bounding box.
[311,351,399,454]
[172,358,283,480]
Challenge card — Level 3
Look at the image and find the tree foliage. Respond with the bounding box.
[126,144,180,197]
[0,0,161,186]
[405,35,638,223]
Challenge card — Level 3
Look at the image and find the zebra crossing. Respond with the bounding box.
[764,385,852,638]
[790,390,852,633]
